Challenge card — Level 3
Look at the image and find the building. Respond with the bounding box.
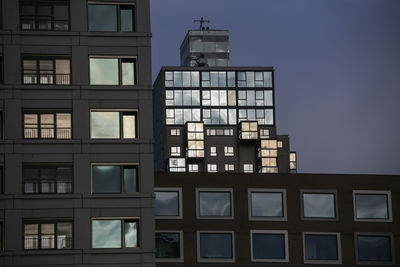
[0,0,154,266]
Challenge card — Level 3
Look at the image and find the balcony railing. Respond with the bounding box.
[23,73,71,85]
[24,127,72,139]
[21,19,69,31]
[24,236,72,249]
[24,181,72,193]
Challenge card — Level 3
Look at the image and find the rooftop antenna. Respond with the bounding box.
[193,17,210,30]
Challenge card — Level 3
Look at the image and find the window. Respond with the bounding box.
[165,90,200,106]
[187,122,204,158]
[206,128,234,136]
[249,189,287,221]
[290,152,297,173]
[165,71,200,87]
[197,231,234,262]
[89,57,136,85]
[90,110,137,139]
[259,139,278,173]
[277,141,283,148]
[23,57,70,85]
[197,189,233,219]
[243,164,253,173]
[23,165,72,194]
[224,164,234,171]
[0,166,3,194]
[250,230,289,262]
[240,121,258,139]
[238,90,273,106]
[353,190,392,222]
[238,109,274,125]
[155,231,183,262]
[168,158,185,172]
[154,188,182,219]
[91,164,138,193]
[20,0,69,31]
[188,164,199,172]
[170,146,180,156]
[24,220,72,249]
[355,233,394,265]
[237,71,272,87]
[23,111,71,139]
[88,2,134,32]
[207,164,217,173]
[170,128,180,136]
[301,190,337,220]
[303,232,341,264]
[166,108,201,125]
[201,71,235,88]
[92,218,138,248]
[210,146,217,156]
[202,108,236,125]
[224,146,234,156]
[259,128,270,138]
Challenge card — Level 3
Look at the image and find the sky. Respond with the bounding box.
[151,0,400,175]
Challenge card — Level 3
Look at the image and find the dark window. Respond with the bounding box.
[0,166,3,194]
[356,235,393,263]
[92,219,138,248]
[304,234,340,262]
[89,57,136,85]
[252,232,287,261]
[0,111,3,140]
[155,190,180,217]
[354,191,391,221]
[91,110,137,139]
[0,222,2,250]
[199,232,233,261]
[302,191,337,219]
[198,190,232,217]
[23,165,72,193]
[22,57,71,85]
[23,111,72,139]
[20,0,69,31]
[24,220,72,249]
[92,165,138,193]
[88,3,135,32]
[156,232,181,259]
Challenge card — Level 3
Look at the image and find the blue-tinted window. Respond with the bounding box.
[156,232,181,259]
[155,191,179,217]
[92,165,138,193]
[252,233,286,260]
[92,219,138,248]
[303,192,336,219]
[199,191,231,217]
[199,233,233,259]
[305,234,338,261]
[357,235,392,262]
[251,192,283,218]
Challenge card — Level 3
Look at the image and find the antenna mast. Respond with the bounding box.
[193,17,210,30]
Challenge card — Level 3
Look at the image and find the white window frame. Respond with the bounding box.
[300,190,338,221]
[248,188,287,221]
[170,128,180,136]
[196,188,234,219]
[188,164,199,172]
[303,232,342,264]
[353,190,392,222]
[250,230,289,262]
[224,163,234,171]
[197,231,235,263]
[224,146,234,156]
[170,146,181,156]
[243,163,253,173]
[155,230,184,262]
[154,187,183,219]
[209,146,217,156]
[354,232,395,265]
[207,163,217,173]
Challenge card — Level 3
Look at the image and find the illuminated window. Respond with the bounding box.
[207,164,217,173]
[91,110,137,139]
[290,152,297,173]
[170,146,181,156]
[259,140,278,173]
[188,164,199,172]
[210,147,217,156]
[224,164,234,171]
[170,129,181,136]
[89,57,136,85]
[240,121,258,139]
[224,146,234,156]
[243,164,253,173]
[169,158,185,172]
[24,220,72,250]
[23,57,70,85]
[187,122,204,158]
[23,111,71,139]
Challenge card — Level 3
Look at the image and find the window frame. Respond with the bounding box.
[353,190,392,222]
[91,217,140,249]
[155,230,184,262]
[197,230,235,263]
[154,187,183,219]
[21,56,71,85]
[23,110,72,139]
[196,188,234,219]
[87,2,136,32]
[90,163,139,194]
[250,230,289,262]
[90,109,139,140]
[89,56,137,86]
[302,232,342,264]
[23,219,73,250]
[300,189,338,221]
[354,232,395,265]
[248,188,287,221]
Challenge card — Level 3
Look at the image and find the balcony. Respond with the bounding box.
[24,127,72,139]
[23,73,70,85]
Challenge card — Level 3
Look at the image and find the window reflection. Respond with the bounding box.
[251,192,283,217]
[355,193,389,219]
[156,232,181,259]
[199,191,231,217]
[252,232,286,260]
[155,191,179,216]
[199,233,233,259]
[303,193,336,219]
[357,235,392,262]
[305,234,339,261]
[91,111,137,139]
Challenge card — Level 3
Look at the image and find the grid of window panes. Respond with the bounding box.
[168,158,185,172]
[164,70,274,126]
[187,122,204,158]
[290,152,297,173]
[259,140,278,173]
[23,111,71,139]
[240,121,258,139]
[23,165,72,194]
[24,221,72,250]
[23,58,71,85]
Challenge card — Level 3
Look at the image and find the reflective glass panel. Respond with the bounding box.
[357,235,392,262]
[156,233,180,258]
[123,167,137,192]
[200,233,232,259]
[155,191,179,216]
[57,222,72,249]
[88,5,117,31]
[122,61,135,85]
[122,114,136,138]
[305,234,338,260]
[92,165,121,193]
[90,58,118,85]
[251,192,283,217]
[91,111,120,138]
[124,221,137,247]
[120,6,134,32]
[252,233,285,259]
[303,193,335,218]
[92,220,121,248]
[355,194,389,219]
[199,192,231,217]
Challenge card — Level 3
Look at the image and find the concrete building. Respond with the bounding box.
[0,0,154,266]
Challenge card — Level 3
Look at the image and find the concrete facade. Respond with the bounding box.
[0,0,154,266]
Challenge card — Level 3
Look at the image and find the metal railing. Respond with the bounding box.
[24,236,72,249]
[23,73,70,85]
[24,181,72,193]
[21,19,69,31]
[24,127,71,139]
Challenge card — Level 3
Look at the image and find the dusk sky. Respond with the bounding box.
[151,0,400,175]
